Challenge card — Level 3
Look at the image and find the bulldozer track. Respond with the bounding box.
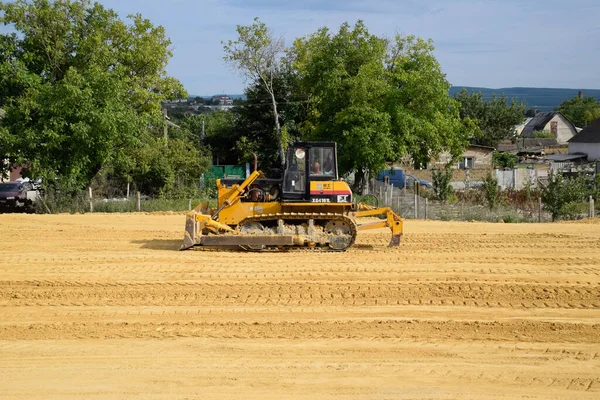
[236,212,358,251]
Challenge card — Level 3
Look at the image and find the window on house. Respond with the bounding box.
[458,157,474,170]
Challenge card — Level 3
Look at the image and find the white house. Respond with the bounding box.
[520,112,578,144]
[568,117,600,161]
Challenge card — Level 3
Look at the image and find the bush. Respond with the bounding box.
[432,166,455,201]
[482,173,499,210]
[540,172,587,221]
[492,152,518,169]
[532,130,556,139]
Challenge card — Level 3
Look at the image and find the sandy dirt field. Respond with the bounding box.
[0,213,599,399]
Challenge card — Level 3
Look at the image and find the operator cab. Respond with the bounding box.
[282,142,339,201]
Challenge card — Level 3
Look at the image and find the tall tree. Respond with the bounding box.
[558,95,600,128]
[290,21,468,191]
[0,0,186,191]
[222,18,287,166]
[454,89,525,147]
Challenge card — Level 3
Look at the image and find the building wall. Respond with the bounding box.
[569,143,600,161]
[425,147,494,170]
[543,114,576,144]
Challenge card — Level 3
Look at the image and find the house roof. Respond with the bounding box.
[520,112,577,137]
[468,144,496,151]
[568,117,600,143]
[546,154,588,162]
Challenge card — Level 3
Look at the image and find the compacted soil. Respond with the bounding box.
[0,213,599,399]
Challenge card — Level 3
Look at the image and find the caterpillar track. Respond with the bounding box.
[237,212,358,251]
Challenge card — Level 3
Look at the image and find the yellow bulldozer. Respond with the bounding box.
[182,142,403,251]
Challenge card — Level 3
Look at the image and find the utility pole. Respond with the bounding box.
[162,108,169,147]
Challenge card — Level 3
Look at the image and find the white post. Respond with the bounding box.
[590,196,595,219]
[425,198,428,220]
[137,192,141,212]
[538,196,542,222]
[88,187,93,213]
[414,193,418,219]
[126,182,130,199]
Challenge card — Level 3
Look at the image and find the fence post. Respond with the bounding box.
[88,187,93,213]
[590,196,595,219]
[538,196,542,222]
[414,192,418,219]
[396,195,401,215]
[425,198,428,220]
[137,191,141,212]
[379,187,384,204]
[126,182,130,199]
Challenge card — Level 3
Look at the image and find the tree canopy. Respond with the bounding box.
[290,21,468,190]
[0,0,188,191]
[222,18,287,166]
[558,95,600,128]
[454,89,525,147]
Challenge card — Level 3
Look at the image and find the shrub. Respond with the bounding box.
[432,166,455,201]
[482,173,499,210]
[540,172,587,221]
[492,152,518,169]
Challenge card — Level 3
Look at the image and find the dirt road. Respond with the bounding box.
[1,213,599,399]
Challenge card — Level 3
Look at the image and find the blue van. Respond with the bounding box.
[377,168,433,189]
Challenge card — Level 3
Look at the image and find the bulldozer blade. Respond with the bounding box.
[181,212,198,250]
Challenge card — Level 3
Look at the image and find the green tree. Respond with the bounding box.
[454,89,525,147]
[540,172,587,221]
[432,166,454,201]
[222,18,287,167]
[179,111,237,164]
[290,21,468,192]
[558,96,600,128]
[482,173,499,210]
[0,0,186,191]
[492,152,518,169]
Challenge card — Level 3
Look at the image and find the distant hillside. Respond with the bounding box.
[449,87,600,112]
[191,94,246,100]
[191,88,600,112]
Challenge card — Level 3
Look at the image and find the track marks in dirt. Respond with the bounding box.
[2,280,598,309]
[1,319,599,343]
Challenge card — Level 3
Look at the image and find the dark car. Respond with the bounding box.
[377,168,433,189]
[0,181,36,212]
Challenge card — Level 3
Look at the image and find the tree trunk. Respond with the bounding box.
[270,92,285,168]
[352,169,366,195]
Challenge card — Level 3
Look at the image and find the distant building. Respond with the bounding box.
[519,112,577,144]
[568,117,600,161]
[211,95,234,106]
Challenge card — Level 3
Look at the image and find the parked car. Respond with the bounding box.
[377,168,433,189]
[0,181,37,212]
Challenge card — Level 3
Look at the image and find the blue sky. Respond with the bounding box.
[8,0,600,94]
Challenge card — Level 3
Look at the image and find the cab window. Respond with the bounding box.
[309,147,335,177]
